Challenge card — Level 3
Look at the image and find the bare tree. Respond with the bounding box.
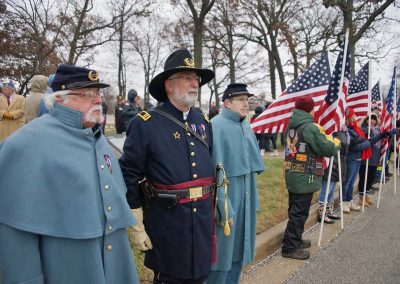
[238,0,302,98]
[171,0,216,102]
[128,15,165,109]
[323,0,399,75]
[59,0,135,65]
[3,0,65,94]
[204,0,248,83]
[279,1,340,78]
[113,0,150,97]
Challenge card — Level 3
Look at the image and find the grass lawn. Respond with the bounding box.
[256,154,289,234]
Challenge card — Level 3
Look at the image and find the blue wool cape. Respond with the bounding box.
[211,108,265,271]
[0,103,139,283]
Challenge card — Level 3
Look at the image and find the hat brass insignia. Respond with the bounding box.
[184,58,195,68]
[88,71,99,81]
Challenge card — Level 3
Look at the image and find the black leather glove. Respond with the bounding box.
[380,131,390,139]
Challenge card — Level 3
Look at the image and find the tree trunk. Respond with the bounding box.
[343,0,355,76]
[67,0,90,64]
[269,32,287,92]
[193,22,204,103]
[229,55,235,83]
[269,53,276,100]
[117,14,125,97]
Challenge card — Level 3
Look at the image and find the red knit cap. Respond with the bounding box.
[295,95,315,113]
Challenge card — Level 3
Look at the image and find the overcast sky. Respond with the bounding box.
[90,1,400,103]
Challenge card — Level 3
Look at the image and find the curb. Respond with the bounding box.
[248,199,320,267]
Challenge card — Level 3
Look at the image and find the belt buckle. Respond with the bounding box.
[189,187,203,199]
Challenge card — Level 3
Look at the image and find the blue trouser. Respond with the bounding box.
[342,159,361,202]
[319,180,336,203]
[207,261,242,284]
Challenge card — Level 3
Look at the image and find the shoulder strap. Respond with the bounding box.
[153,109,209,149]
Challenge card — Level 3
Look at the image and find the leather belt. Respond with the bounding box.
[153,185,212,200]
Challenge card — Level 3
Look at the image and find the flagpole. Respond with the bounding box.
[318,157,334,247]
[318,30,349,245]
[379,79,383,110]
[393,68,397,195]
[361,62,371,212]
[338,29,350,127]
[377,151,386,208]
[337,151,344,229]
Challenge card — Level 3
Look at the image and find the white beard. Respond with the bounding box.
[172,89,198,109]
[85,105,104,125]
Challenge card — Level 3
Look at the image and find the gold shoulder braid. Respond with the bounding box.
[137,111,151,121]
[203,113,210,123]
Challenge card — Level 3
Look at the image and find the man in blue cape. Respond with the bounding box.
[208,83,265,284]
[0,64,139,283]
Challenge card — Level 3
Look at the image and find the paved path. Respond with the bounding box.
[241,177,400,284]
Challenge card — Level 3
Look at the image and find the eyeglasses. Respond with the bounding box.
[230,98,249,103]
[168,75,201,84]
[69,90,101,99]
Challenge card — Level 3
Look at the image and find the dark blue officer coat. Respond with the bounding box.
[119,100,214,280]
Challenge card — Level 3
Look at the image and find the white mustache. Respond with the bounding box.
[89,105,103,114]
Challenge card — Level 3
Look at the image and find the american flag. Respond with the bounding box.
[314,44,351,135]
[379,67,396,163]
[371,82,382,110]
[347,62,369,119]
[251,53,331,133]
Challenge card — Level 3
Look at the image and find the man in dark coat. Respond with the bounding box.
[123,89,142,128]
[119,49,215,283]
[114,95,126,134]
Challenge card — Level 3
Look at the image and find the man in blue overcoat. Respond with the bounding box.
[0,64,139,283]
[208,83,265,284]
[119,49,216,283]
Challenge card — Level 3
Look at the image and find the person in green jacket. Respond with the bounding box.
[281,95,341,260]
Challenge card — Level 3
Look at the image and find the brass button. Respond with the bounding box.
[104,184,110,190]
[193,208,197,213]
[187,133,191,136]
[191,152,195,157]
[192,162,196,167]
[193,174,198,179]
[190,142,195,146]
[108,225,113,231]
[100,164,105,169]
[107,244,112,251]
[107,206,112,212]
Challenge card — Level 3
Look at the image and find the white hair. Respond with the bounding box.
[44,90,71,111]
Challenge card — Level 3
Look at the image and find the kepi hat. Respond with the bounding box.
[51,64,109,92]
[222,83,254,101]
[149,49,215,102]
